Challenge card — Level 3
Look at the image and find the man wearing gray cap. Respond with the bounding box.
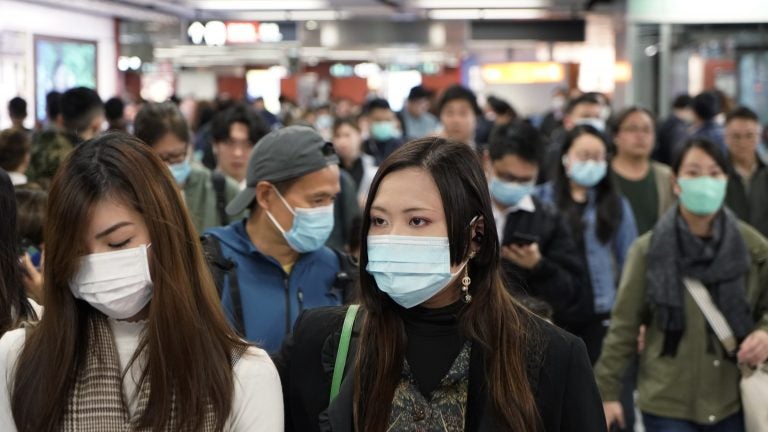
[204,125,344,352]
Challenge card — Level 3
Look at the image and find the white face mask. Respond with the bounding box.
[70,244,153,319]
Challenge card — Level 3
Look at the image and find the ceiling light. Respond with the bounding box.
[428,9,483,19]
[428,8,546,19]
[481,8,546,19]
[192,0,328,10]
[415,0,549,8]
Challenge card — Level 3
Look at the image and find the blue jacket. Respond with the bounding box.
[536,183,637,314]
[206,219,343,352]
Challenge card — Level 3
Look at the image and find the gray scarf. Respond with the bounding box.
[647,205,752,357]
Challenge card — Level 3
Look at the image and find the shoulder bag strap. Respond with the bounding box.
[683,277,738,354]
[329,304,360,402]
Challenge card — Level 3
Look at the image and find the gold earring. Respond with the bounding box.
[461,265,472,304]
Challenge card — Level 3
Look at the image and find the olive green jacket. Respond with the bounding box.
[183,164,245,233]
[595,222,768,425]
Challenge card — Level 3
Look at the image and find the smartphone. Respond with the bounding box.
[508,232,539,246]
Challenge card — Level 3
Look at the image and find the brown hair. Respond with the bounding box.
[11,132,247,431]
[133,102,191,146]
[0,128,30,172]
[353,137,541,431]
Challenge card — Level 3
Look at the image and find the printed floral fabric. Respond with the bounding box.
[387,343,471,432]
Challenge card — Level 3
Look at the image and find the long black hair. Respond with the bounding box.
[353,137,541,432]
[0,169,34,334]
[554,125,622,244]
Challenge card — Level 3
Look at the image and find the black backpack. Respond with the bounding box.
[200,234,358,336]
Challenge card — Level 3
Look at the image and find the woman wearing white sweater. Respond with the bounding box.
[0,132,283,431]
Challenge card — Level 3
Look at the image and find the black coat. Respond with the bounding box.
[274,306,607,432]
[501,197,592,326]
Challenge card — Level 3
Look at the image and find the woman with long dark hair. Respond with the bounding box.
[0,169,35,334]
[0,133,282,431]
[277,137,605,432]
[536,124,638,363]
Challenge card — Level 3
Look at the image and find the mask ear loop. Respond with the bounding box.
[265,186,295,235]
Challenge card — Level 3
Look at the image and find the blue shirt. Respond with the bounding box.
[536,183,637,314]
[206,219,343,352]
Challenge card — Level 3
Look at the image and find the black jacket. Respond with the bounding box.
[501,197,591,326]
[725,161,768,238]
[274,306,607,432]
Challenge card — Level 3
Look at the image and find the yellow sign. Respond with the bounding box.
[481,62,564,84]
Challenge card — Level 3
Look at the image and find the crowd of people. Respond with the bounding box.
[0,81,767,432]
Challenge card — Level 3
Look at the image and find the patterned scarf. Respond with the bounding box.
[61,314,246,431]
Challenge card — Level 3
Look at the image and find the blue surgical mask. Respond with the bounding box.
[566,159,607,188]
[168,160,191,185]
[489,178,535,207]
[678,176,727,216]
[370,121,400,141]
[366,235,466,309]
[574,117,606,132]
[266,188,335,253]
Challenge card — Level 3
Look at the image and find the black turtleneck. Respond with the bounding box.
[400,301,466,398]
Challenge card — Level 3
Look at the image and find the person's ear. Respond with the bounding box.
[470,216,485,255]
[255,181,275,211]
[671,174,681,198]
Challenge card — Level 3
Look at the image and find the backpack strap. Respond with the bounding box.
[329,304,360,402]
[201,234,245,336]
[211,171,230,226]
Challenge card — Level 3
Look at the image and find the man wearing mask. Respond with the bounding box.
[134,102,243,233]
[540,94,605,183]
[363,98,404,164]
[204,126,345,352]
[399,85,439,141]
[724,106,768,236]
[488,122,586,325]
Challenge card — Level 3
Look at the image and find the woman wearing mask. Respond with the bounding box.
[536,124,638,363]
[276,137,606,432]
[332,117,377,205]
[0,170,37,333]
[0,133,283,431]
[134,102,244,232]
[597,138,768,431]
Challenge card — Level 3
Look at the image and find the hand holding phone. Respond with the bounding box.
[508,232,539,246]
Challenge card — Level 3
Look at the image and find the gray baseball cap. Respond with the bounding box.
[225,125,339,216]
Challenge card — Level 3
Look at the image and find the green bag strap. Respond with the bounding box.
[329,304,360,402]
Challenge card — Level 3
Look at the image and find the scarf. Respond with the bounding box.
[647,205,752,357]
[61,314,246,431]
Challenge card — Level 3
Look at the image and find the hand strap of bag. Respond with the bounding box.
[330,304,360,402]
[683,277,739,355]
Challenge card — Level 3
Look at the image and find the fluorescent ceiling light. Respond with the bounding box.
[288,10,346,20]
[415,0,549,8]
[428,8,546,19]
[428,9,483,19]
[484,8,546,19]
[192,0,329,10]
